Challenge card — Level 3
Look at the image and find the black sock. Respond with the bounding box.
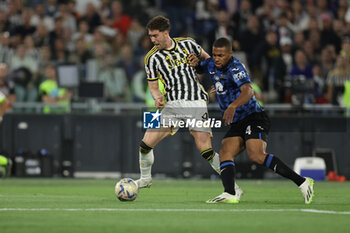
[220,160,235,195]
[264,154,306,186]
[200,148,215,161]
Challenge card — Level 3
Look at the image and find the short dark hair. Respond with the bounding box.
[146,16,170,32]
[213,38,232,51]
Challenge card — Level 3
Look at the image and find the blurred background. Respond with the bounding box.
[0,0,349,181]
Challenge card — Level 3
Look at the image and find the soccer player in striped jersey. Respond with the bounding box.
[194,37,314,204]
[137,16,242,197]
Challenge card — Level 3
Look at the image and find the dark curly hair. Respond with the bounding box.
[146,16,170,32]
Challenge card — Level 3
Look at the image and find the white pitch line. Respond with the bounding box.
[300,209,350,215]
[0,208,349,215]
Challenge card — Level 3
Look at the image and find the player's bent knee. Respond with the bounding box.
[139,141,153,154]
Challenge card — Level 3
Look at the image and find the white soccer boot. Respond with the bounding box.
[135,177,152,188]
[206,192,239,204]
[299,177,314,204]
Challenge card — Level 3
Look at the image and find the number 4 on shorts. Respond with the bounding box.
[245,125,251,135]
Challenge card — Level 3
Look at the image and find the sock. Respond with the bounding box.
[201,148,220,174]
[264,154,306,186]
[220,160,236,195]
[139,141,154,179]
[200,148,215,161]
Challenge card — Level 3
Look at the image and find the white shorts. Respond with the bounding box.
[161,99,212,135]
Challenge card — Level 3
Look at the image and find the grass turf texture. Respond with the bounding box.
[0,179,349,233]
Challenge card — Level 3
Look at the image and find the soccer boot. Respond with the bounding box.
[206,192,239,204]
[135,177,152,188]
[299,177,314,204]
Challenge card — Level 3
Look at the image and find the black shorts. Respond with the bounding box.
[223,112,271,142]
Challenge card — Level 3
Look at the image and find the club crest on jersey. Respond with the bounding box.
[215,81,226,95]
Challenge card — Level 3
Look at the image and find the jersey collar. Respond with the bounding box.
[164,39,177,52]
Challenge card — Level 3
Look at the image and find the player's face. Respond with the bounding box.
[212,46,232,69]
[148,29,169,50]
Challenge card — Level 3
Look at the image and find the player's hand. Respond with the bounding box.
[188,53,199,67]
[222,105,236,126]
[154,95,165,108]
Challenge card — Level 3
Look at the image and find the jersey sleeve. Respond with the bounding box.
[145,55,158,82]
[197,58,210,74]
[187,38,202,56]
[230,61,251,88]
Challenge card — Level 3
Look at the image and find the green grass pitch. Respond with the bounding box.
[1,178,350,233]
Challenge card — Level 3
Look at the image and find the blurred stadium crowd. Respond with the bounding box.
[1,0,350,110]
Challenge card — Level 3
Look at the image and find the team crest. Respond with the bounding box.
[215,81,226,95]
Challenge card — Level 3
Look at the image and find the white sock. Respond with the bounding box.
[139,150,154,179]
[210,152,221,174]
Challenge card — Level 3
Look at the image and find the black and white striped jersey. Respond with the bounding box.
[144,37,208,102]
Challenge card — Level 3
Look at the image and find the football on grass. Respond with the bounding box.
[115,178,139,201]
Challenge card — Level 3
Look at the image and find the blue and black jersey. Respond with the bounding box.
[199,57,263,123]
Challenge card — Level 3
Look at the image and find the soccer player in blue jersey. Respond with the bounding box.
[192,38,314,204]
